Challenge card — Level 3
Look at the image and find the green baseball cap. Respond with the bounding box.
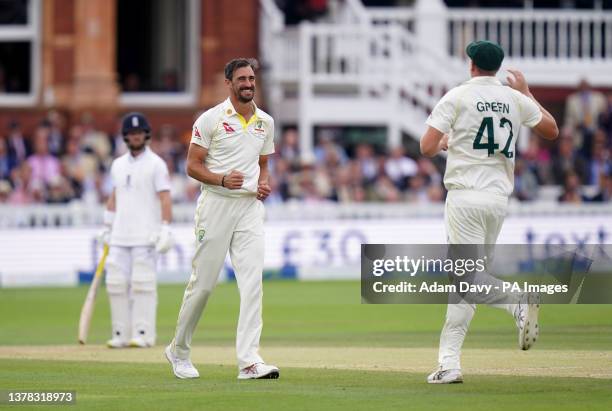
[466,40,504,71]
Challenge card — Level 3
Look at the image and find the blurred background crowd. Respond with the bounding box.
[1,82,611,206]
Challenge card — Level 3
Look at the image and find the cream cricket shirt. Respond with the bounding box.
[426,76,542,197]
[191,98,275,197]
[110,147,171,246]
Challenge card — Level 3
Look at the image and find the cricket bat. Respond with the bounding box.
[78,244,109,345]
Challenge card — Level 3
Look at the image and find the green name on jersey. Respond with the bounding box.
[476,101,510,114]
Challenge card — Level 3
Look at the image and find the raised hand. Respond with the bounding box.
[506,69,530,95]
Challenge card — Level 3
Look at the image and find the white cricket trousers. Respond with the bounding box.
[171,190,265,369]
[106,246,157,345]
[438,189,516,371]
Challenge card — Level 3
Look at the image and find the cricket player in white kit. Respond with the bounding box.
[100,112,174,348]
[165,58,279,380]
[420,41,559,384]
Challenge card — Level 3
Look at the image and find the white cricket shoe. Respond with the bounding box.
[516,292,540,350]
[128,337,153,348]
[427,367,463,384]
[164,345,200,379]
[237,363,280,380]
[106,338,128,349]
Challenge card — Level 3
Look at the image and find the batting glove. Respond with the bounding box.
[98,210,115,247]
[155,222,174,254]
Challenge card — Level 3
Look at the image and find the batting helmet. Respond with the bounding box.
[121,112,151,139]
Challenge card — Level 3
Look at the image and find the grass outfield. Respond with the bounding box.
[1,281,611,410]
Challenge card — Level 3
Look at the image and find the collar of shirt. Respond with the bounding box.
[128,146,150,163]
[465,76,502,86]
[222,97,259,130]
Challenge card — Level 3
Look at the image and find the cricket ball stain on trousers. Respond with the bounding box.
[172,190,265,369]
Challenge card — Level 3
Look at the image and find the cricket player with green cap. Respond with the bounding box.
[420,40,559,384]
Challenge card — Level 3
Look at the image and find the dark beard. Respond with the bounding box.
[127,141,146,153]
[237,88,255,103]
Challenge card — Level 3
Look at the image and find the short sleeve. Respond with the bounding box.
[518,93,543,128]
[426,89,458,134]
[191,112,214,149]
[260,117,275,156]
[153,159,171,193]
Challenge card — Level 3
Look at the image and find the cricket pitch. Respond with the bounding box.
[1,345,610,379]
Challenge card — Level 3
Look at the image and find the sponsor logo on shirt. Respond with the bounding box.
[193,126,202,140]
[254,120,265,134]
[222,122,235,134]
[197,229,205,243]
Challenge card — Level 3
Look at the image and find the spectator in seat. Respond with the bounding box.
[8,162,43,204]
[384,146,417,190]
[314,130,347,168]
[417,157,443,187]
[26,126,61,187]
[44,109,67,156]
[588,170,611,202]
[514,158,539,201]
[552,134,587,185]
[355,143,378,185]
[5,120,30,166]
[558,171,586,204]
[405,174,429,203]
[597,93,612,145]
[0,137,16,180]
[80,112,111,161]
[0,179,11,203]
[564,78,606,157]
[587,129,611,186]
[521,133,552,183]
[372,175,401,202]
[279,128,301,170]
[46,175,76,204]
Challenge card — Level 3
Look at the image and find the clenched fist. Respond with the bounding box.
[222,170,244,190]
[257,181,271,201]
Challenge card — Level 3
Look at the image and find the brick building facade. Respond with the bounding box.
[0,0,260,138]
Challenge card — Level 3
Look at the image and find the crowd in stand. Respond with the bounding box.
[0,84,611,206]
[541,81,612,203]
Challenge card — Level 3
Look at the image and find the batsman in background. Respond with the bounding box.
[99,112,173,348]
[165,58,279,380]
[420,40,559,384]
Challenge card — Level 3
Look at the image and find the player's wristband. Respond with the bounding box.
[221,175,226,187]
[103,210,115,226]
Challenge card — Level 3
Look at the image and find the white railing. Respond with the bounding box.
[367,7,416,30]
[447,9,612,61]
[259,0,612,157]
[293,20,464,139]
[1,202,611,228]
[356,6,612,64]
[260,1,300,83]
